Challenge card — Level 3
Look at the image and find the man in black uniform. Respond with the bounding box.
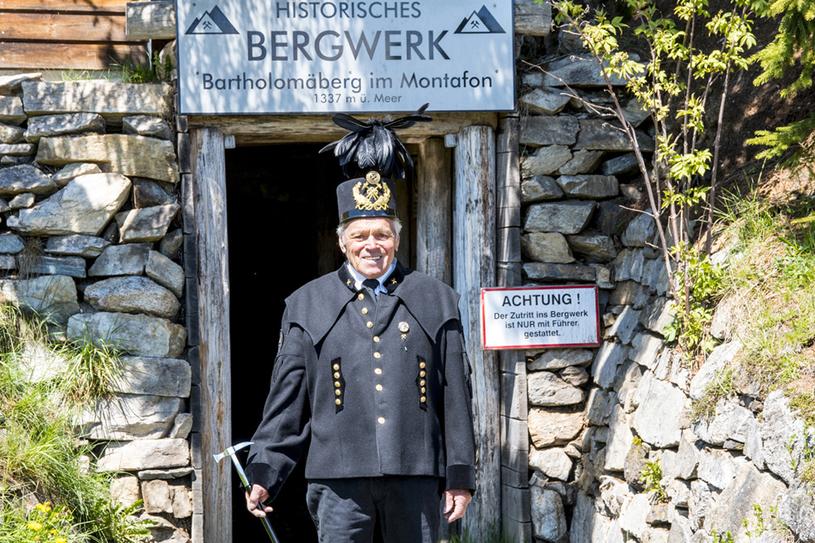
[244,110,476,543]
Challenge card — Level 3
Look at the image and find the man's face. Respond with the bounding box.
[340,218,399,279]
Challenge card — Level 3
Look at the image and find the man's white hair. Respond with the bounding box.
[336,218,402,249]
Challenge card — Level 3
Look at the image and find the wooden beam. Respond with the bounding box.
[416,137,451,283]
[191,127,232,543]
[0,12,127,42]
[126,0,174,40]
[0,42,146,70]
[453,125,500,537]
[187,112,498,145]
[0,0,126,12]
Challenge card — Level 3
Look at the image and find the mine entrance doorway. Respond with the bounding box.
[226,143,415,542]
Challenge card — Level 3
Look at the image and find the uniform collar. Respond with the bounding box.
[342,260,398,294]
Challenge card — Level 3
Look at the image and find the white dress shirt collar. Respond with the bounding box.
[346,260,398,294]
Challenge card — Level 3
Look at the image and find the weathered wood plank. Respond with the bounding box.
[454,125,500,536]
[126,0,174,40]
[191,127,232,543]
[416,137,451,283]
[0,42,146,70]
[188,113,498,144]
[502,484,531,523]
[0,12,127,42]
[0,0,126,12]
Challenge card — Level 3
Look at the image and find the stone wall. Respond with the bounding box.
[0,73,193,543]
[518,33,810,543]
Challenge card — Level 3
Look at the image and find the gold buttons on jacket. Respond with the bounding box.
[419,370,426,378]
[374,368,382,375]
[335,398,342,406]
[366,321,374,328]
[335,389,342,396]
[361,307,369,315]
[377,417,386,425]
[421,387,426,394]
[357,293,365,301]
[334,372,340,379]
[420,396,427,403]
[334,381,341,388]
[332,358,344,412]
[375,384,383,391]
[373,352,381,359]
[419,361,426,369]
[333,363,340,371]
[373,335,380,343]
[420,380,426,386]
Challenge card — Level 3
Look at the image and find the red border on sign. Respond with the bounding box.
[480,285,602,350]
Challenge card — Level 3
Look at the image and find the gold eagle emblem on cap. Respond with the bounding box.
[352,171,391,211]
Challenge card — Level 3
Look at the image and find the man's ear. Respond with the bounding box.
[338,238,346,254]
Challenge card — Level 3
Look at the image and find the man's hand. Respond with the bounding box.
[443,489,472,523]
[245,484,273,518]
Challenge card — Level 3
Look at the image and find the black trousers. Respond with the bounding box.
[306,476,442,543]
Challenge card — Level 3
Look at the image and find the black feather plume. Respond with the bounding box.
[319,103,431,180]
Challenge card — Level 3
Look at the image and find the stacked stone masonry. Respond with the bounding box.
[0,73,192,543]
[519,44,810,543]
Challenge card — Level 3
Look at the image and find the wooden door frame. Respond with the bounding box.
[186,112,506,543]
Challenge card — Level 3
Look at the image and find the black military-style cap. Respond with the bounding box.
[320,104,431,223]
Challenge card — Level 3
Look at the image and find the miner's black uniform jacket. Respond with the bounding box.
[245,262,477,501]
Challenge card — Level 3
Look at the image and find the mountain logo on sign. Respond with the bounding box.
[185,5,239,35]
[454,5,505,34]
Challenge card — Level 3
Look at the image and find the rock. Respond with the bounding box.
[522,145,573,176]
[529,349,593,370]
[521,232,574,263]
[633,371,685,447]
[27,255,86,278]
[778,484,815,542]
[67,312,185,357]
[675,429,701,479]
[18,342,70,382]
[0,96,26,124]
[630,332,663,369]
[137,467,195,480]
[566,234,617,261]
[622,213,656,247]
[530,483,568,542]
[0,72,41,94]
[530,449,573,481]
[8,193,34,209]
[0,123,24,144]
[146,250,184,298]
[0,275,79,325]
[689,341,741,400]
[570,493,619,543]
[172,484,193,518]
[52,163,104,187]
[21,80,173,120]
[692,400,755,446]
[528,371,585,406]
[24,113,105,142]
[89,243,150,276]
[110,476,140,507]
[36,134,178,183]
[133,179,175,208]
[524,262,596,281]
[542,56,627,87]
[0,143,36,155]
[619,494,651,539]
[613,248,646,282]
[160,229,183,259]
[602,153,639,176]
[521,175,563,204]
[704,462,786,540]
[0,165,56,196]
[609,281,648,307]
[575,119,655,152]
[689,480,714,531]
[142,479,173,514]
[760,391,807,485]
[123,115,174,140]
[558,150,604,175]
[743,417,765,469]
[115,357,191,397]
[598,476,632,516]
[622,99,650,127]
[9,173,131,236]
[115,203,179,242]
[45,234,110,258]
[594,264,614,288]
[557,175,619,199]
[559,365,589,386]
[697,448,740,490]
[666,479,691,508]
[586,388,612,426]
[525,201,595,234]
[604,404,633,471]
[641,297,673,334]
[592,342,627,389]
[0,233,23,254]
[85,276,179,318]
[520,115,579,146]
[521,88,571,115]
[78,394,183,440]
[170,413,193,439]
[529,409,584,448]
[593,198,639,236]
[607,306,640,344]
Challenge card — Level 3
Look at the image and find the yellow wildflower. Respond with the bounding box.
[27,520,43,531]
[34,502,52,513]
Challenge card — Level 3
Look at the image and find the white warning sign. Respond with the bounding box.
[480,286,601,350]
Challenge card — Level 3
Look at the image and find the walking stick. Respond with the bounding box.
[213,441,281,543]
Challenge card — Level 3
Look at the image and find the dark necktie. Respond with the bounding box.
[363,278,379,300]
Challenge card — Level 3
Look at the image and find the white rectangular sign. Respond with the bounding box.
[176,0,515,114]
[481,286,601,350]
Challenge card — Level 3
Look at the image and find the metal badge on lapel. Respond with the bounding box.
[398,322,410,333]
